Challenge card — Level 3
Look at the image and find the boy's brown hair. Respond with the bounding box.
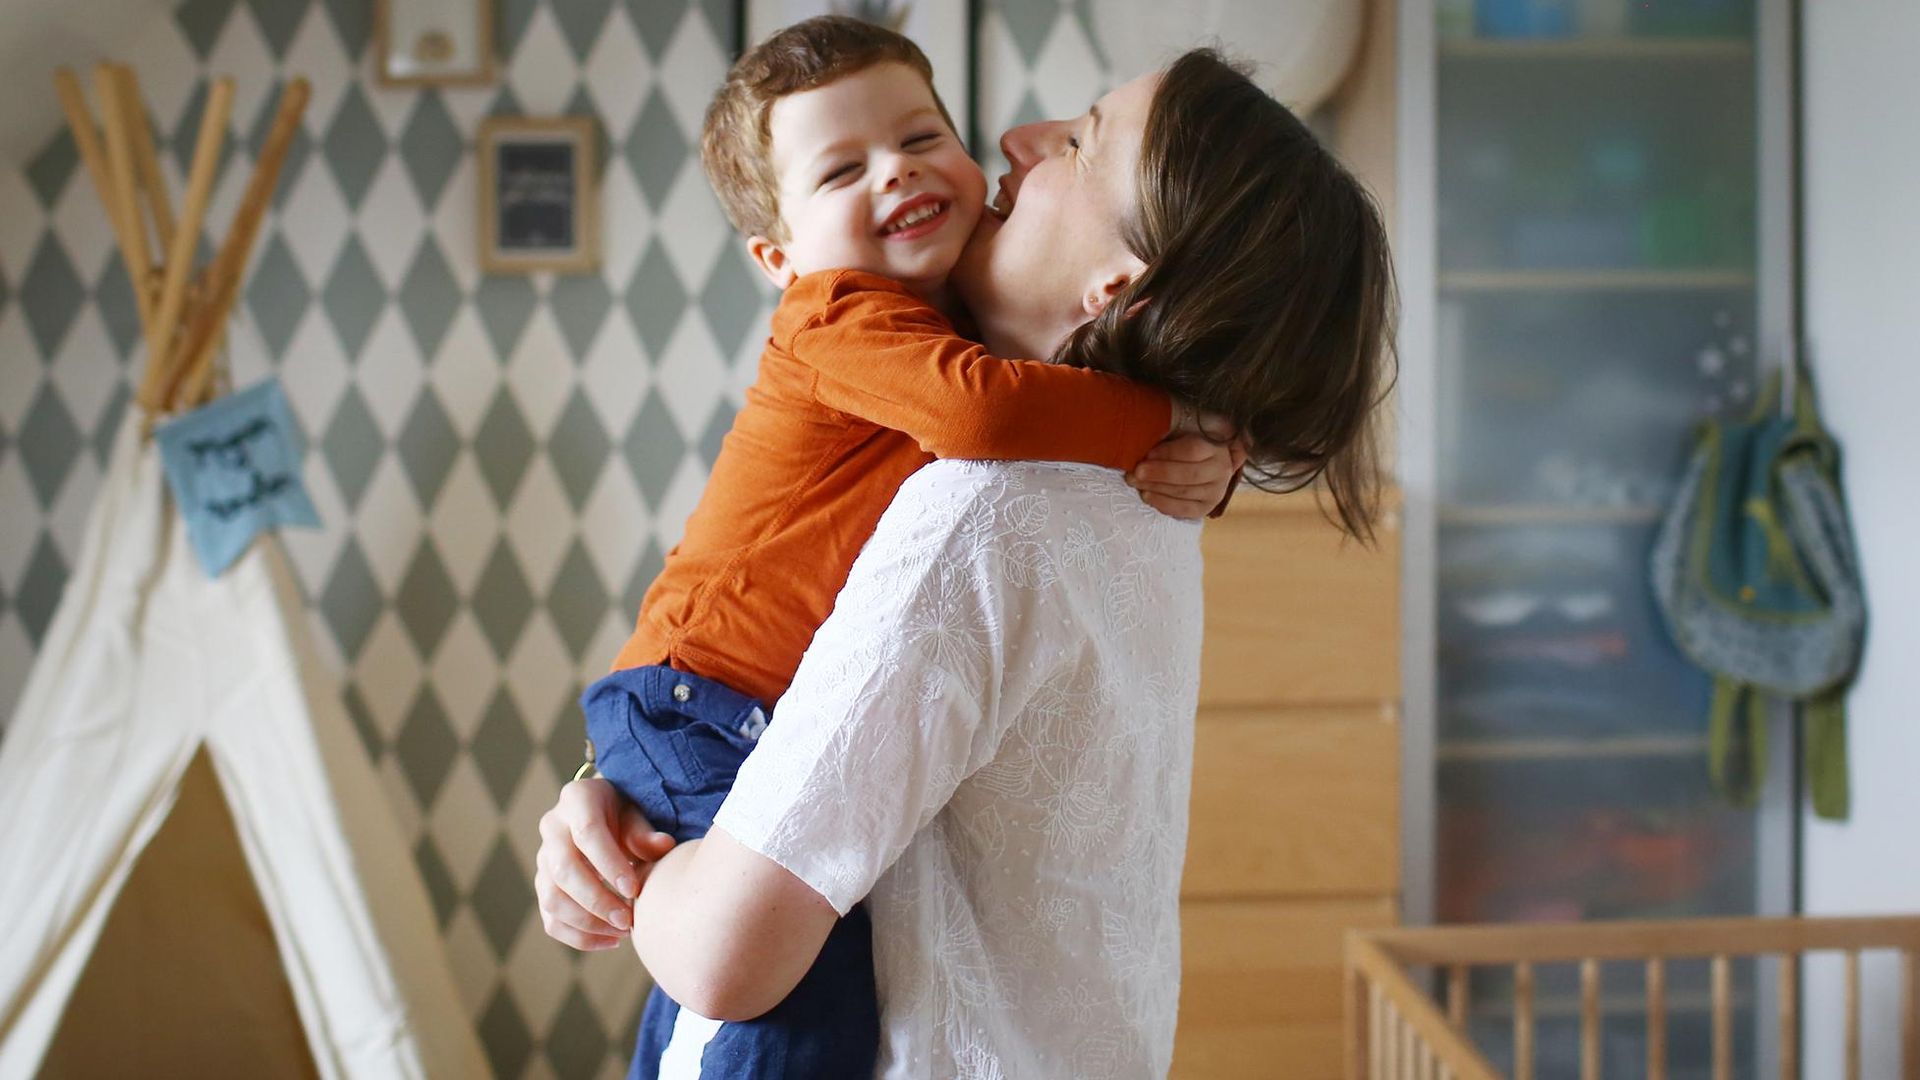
[1055,49,1399,546]
[702,15,959,243]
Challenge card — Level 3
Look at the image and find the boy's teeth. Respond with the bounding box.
[886,203,942,233]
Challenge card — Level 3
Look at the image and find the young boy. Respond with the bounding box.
[577,16,1231,1080]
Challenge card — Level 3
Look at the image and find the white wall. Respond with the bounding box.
[1801,0,1920,1074]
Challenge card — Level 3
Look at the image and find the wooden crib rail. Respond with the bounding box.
[1347,914,1920,1080]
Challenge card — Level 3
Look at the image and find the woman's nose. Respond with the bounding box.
[1000,120,1061,168]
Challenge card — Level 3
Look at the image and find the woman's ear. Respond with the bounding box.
[747,236,798,290]
[1082,256,1148,316]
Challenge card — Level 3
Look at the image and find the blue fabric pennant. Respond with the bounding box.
[155,379,321,577]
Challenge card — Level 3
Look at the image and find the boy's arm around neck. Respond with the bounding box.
[785,270,1172,467]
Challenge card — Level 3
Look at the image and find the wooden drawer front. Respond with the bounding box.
[1198,502,1400,708]
[1171,898,1396,1080]
[1182,707,1399,899]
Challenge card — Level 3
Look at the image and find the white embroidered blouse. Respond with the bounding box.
[713,459,1205,1079]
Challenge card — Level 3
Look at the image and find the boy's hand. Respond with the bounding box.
[1130,406,1246,519]
[535,777,676,951]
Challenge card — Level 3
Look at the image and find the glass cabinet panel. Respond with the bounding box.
[1429,0,1775,1071]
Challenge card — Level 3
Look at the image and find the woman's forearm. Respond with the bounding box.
[628,828,839,1022]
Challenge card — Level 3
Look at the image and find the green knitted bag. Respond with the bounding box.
[1648,371,1866,819]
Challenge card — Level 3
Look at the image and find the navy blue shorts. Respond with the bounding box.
[579,666,879,1080]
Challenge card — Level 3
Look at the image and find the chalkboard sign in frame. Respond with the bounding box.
[477,116,600,275]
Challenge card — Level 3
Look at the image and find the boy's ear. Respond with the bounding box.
[1082,256,1148,317]
[747,236,798,290]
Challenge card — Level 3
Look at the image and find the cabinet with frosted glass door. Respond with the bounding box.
[1404,0,1796,1073]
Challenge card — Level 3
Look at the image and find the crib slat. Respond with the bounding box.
[1515,962,1535,1080]
[1847,949,1862,1080]
[1780,953,1800,1080]
[1449,965,1469,1030]
[1348,962,1368,1080]
[1904,949,1918,1080]
[1370,982,1385,1080]
[1581,958,1601,1080]
[1713,954,1732,1080]
[1405,1006,1420,1076]
[1390,991,1405,1076]
[1647,957,1668,1080]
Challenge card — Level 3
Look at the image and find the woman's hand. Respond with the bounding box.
[1129,407,1247,519]
[534,778,677,951]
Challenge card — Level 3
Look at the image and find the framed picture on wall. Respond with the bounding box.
[742,0,976,149]
[374,0,493,87]
[477,117,599,275]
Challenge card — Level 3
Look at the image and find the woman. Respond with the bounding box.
[536,49,1395,1076]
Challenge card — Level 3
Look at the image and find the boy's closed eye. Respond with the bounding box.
[819,163,859,188]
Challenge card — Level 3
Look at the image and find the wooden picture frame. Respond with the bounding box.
[374,0,493,88]
[742,0,977,150]
[477,117,599,275]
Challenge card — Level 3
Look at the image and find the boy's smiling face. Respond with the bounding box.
[747,61,986,304]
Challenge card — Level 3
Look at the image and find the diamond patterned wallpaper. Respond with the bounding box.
[0,1,1118,1076]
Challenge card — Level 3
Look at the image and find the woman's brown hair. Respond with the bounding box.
[1055,49,1398,545]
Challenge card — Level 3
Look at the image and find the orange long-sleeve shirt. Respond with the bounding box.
[609,269,1172,706]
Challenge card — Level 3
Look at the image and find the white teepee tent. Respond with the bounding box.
[0,63,486,1079]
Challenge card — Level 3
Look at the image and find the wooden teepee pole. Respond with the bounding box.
[53,69,149,326]
[111,64,177,253]
[56,64,310,420]
[168,77,309,413]
[93,65,161,349]
[141,77,232,414]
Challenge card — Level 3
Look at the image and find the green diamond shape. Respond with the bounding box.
[547,389,610,512]
[323,84,389,208]
[621,389,685,510]
[623,90,687,212]
[14,534,69,647]
[412,834,460,929]
[470,834,535,958]
[395,538,460,658]
[244,233,313,360]
[398,236,463,360]
[622,241,687,362]
[396,388,461,508]
[320,385,385,508]
[25,128,78,210]
[479,985,534,1080]
[20,235,85,359]
[550,272,615,362]
[473,387,535,509]
[318,537,383,660]
[553,0,616,59]
[399,91,465,211]
[394,685,459,808]
[17,384,82,508]
[322,234,388,361]
[473,687,534,812]
[545,985,611,1080]
[545,540,608,662]
[471,539,535,660]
